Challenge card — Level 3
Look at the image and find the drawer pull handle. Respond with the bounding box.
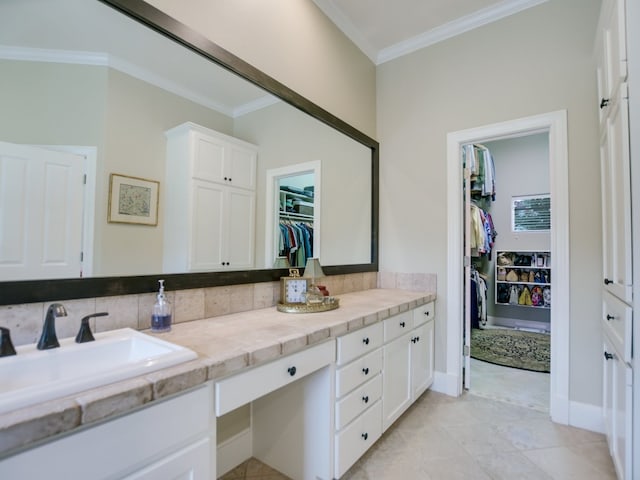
[362,395,369,404]
[604,351,614,361]
[604,278,613,285]
[288,366,297,376]
[363,337,370,345]
[400,321,406,328]
[362,367,369,375]
[361,432,368,441]
[606,314,615,321]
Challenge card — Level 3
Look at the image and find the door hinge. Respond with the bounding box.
[83,174,87,185]
[463,167,471,180]
[80,251,84,262]
[463,256,471,267]
[463,345,470,356]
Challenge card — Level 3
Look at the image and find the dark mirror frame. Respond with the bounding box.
[0,0,378,306]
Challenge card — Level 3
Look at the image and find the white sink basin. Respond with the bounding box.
[0,328,197,415]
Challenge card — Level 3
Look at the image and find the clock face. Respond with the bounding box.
[281,277,308,304]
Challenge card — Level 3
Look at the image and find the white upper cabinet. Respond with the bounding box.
[164,123,257,272]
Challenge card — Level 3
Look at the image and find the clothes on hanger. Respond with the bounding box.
[278,220,314,267]
[463,143,496,200]
[469,203,497,258]
[470,267,488,329]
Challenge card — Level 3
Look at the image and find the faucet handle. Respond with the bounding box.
[75,312,108,343]
[0,327,17,357]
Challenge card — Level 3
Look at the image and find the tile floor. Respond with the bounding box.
[220,386,615,479]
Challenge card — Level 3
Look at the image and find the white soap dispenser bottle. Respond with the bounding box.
[151,279,172,332]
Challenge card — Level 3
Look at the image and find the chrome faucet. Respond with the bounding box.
[37,303,67,350]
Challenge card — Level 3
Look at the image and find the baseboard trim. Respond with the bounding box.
[568,400,604,433]
[216,428,252,477]
[431,371,460,396]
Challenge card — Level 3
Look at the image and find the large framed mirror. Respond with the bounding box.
[0,0,378,305]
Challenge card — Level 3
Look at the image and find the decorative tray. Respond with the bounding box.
[276,297,340,314]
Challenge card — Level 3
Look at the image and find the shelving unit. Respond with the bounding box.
[495,251,551,308]
[279,187,314,222]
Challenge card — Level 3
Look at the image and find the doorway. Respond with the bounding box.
[445,110,570,425]
[464,134,551,412]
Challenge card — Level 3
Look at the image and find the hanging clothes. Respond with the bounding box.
[470,267,488,329]
[278,221,314,267]
[464,143,496,200]
[469,204,497,258]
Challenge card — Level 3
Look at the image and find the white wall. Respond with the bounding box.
[377,0,603,406]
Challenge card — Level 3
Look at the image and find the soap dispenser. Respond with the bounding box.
[151,279,172,333]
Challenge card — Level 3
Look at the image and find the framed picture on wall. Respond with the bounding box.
[108,173,159,226]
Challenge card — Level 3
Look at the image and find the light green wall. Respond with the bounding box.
[377,0,602,405]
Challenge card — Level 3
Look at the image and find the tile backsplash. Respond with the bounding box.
[1,271,436,347]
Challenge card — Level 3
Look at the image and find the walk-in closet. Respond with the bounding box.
[464,133,551,411]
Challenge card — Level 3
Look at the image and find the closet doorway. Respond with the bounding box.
[464,134,551,412]
[445,110,570,425]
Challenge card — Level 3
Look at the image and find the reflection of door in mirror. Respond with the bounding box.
[279,173,315,268]
[0,141,95,281]
[266,162,321,269]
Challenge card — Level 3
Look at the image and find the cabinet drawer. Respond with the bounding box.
[336,348,383,398]
[414,301,435,327]
[334,400,382,478]
[336,322,383,366]
[335,374,382,431]
[383,311,412,342]
[602,291,632,364]
[215,340,334,416]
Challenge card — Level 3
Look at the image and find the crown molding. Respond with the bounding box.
[0,45,273,117]
[377,0,548,64]
[313,0,549,65]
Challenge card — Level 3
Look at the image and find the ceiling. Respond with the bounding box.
[311,0,549,64]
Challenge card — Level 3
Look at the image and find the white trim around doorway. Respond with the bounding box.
[444,110,570,425]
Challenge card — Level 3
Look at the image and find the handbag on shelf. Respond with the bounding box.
[518,286,532,306]
[497,267,506,281]
[506,270,519,282]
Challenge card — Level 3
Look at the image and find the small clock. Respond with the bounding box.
[280,269,309,304]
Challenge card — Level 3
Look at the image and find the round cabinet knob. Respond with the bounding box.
[604,278,613,285]
[425,311,430,316]
[606,314,615,321]
[224,176,228,181]
[400,321,405,328]
[362,367,369,375]
[288,366,297,376]
[604,352,614,361]
[362,395,369,403]
[600,98,610,109]
[361,433,368,441]
[362,337,370,345]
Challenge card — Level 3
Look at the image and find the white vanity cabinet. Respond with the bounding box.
[334,322,384,478]
[0,383,214,479]
[163,122,257,272]
[382,303,435,431]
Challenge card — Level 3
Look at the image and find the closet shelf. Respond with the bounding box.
[280,211,314,221]
[496,280,550,287]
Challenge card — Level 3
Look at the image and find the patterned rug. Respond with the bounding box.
[471,328,550,373]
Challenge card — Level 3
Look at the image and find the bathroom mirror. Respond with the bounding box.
[0,0,378,304]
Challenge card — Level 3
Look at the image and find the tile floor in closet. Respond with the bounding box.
[220,372,616,479]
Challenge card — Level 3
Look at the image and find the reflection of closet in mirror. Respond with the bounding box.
[266,162,321,269]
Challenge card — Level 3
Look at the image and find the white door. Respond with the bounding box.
[0,141,85,280]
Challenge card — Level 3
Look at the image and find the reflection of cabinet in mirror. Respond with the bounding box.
[163,122,257,272]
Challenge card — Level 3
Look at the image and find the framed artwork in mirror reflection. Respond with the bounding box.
[108,173,159,226]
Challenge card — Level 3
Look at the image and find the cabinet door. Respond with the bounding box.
[228,143,257,190]
[226,188,255,269]
[602,89,632,303]
[192,132,227,184]
[411,321,434,400]
[382,332,411,430]
[191,181,225,270]
[124,437,210,480]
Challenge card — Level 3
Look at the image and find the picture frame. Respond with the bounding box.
[108,173,159,226]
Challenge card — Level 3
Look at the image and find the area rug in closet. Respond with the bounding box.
[470,328,550,373]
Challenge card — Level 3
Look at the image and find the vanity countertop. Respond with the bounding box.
[0,288,435,458]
